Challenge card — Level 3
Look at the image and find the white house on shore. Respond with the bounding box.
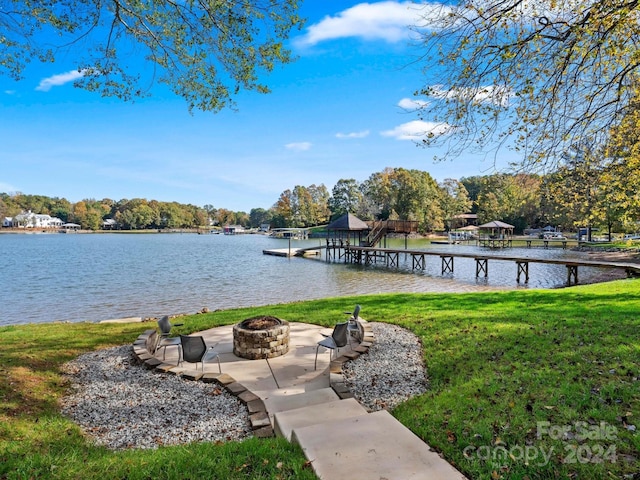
[3,211,63,229]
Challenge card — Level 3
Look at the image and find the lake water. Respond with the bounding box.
[0,232,611,326]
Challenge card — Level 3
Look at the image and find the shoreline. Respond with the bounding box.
[0,228,206,234]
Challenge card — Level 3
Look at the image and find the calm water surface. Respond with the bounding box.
[0,233,610,326]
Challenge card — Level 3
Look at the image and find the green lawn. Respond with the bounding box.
[1,280,639,479]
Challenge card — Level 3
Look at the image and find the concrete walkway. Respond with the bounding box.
[133,321,466,480]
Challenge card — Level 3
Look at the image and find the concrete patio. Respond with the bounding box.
[132,321,466,480]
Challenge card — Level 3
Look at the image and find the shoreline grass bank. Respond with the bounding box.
[1,280,639,479]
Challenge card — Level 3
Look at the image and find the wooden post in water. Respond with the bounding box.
[476,258,488,278]
[517,261,529,283]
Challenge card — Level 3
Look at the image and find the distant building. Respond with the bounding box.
[9,211,63,229]
[451,213,478,229]
[61,223,81,232]
[102,218,118,230]
[223,225,245,235]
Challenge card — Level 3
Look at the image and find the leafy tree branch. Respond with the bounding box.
[0,0,303,111]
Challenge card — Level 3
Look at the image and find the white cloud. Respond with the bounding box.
[336,130,370,139]
[428,84,513,107]
[36,70,86,92]
[296,1,428,46]
[398,97,430,110]
[380,120,450,140]
[4,90,16,95]
[285,142,312,151]
[0,182,19,193]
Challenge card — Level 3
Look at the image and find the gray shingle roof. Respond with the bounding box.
[326,213,369,230]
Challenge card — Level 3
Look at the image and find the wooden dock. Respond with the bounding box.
[479,238,571,249]
[263,246,324,258]
[341,246,640,286]
[263,243,640,285]
[524,239,569,249]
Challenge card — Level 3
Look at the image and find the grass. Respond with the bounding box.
[1,281,639,479]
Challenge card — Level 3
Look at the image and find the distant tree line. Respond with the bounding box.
[0,195,215,231]
[2,163,639,235]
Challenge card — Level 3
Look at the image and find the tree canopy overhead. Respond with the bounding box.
[1,0,303,111]
[417,0,640,170]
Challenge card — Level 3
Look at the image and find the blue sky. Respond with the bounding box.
[0,1,518,212]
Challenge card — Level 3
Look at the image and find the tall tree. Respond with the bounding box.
[439,179,472,231]
[328,179,364,220]
[544,139,638,239]
[605,106,640,231]
[362,167,442,232]
[476,173,542,233]
[114,198,157,229]
[460,176,483,214]
[0,193,21,218]
[249,208,272,228]
[215,208,237,227]
[417,1,640,168]
[158,202,187,229]
[235,211,250,227]
[1,1,303,111]
[203,204,218,226]
[272,184,329,228]
[272,189,294,227]
[304,184,330,227]
[361,168,395,220]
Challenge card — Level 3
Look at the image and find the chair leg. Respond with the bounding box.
[203,353,221,373]
[202,348,221,373]
[314,345,320,370]
[315,345,337,370]
[161,344,180,365]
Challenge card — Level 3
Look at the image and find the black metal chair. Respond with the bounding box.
[314,321,349,370]
[179,335,221,373]
[155,315,183,362]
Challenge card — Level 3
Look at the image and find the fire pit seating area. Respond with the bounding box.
[131,309,375,439]
[233,316,290,360]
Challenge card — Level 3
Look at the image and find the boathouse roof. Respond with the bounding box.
[478,220,515,229]
[326,213,370,231]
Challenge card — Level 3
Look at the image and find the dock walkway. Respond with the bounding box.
[263,245,325,258]
[343,246,640,286]
[262,243,640,286]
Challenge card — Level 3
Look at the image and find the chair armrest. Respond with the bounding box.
[203,348,220,361]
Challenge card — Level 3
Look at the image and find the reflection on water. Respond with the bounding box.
[0,233,615,326]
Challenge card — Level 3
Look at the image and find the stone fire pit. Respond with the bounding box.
[233,316,290,360]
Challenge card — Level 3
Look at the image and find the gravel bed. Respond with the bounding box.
[60,322,428,449]
[342,322,429,411]
[60,345,251,450]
